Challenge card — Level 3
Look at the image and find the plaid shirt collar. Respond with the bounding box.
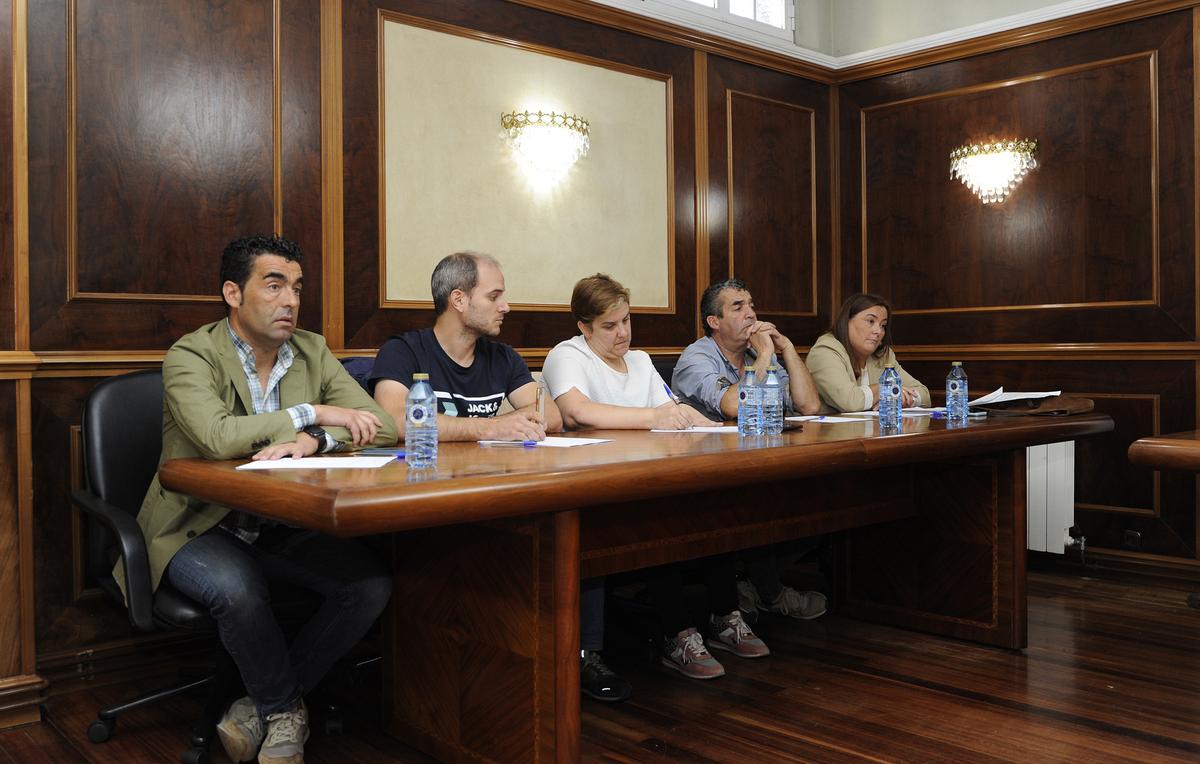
[226,322,295,415]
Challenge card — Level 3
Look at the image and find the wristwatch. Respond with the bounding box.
[302,425,338,453]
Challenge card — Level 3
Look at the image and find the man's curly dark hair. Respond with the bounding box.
[219,234,304,314]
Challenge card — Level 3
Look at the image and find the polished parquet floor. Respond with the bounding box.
[4,567,1198,763]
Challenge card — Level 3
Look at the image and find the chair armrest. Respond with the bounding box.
[70,489,155,632]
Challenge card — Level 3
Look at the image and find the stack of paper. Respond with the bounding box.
[969,387,1060,407]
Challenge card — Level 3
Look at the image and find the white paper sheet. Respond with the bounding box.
[236,456,396,470]
[477,436,612,448]
[787,415,872,423]
[650,425,740,433]
[969,387,1061,406]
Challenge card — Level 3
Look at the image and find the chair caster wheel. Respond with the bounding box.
[87,717,115,743]
[181,744,210,764]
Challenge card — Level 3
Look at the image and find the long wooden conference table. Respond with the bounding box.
[159,413,1112,763]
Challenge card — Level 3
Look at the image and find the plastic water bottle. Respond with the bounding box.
[761,365,784,436]
[737,367,761,437]
[878,366,902,431]
[405,372,438,467]
[945,361,969,424]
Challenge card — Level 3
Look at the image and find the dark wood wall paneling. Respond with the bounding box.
[0,382,20,677]
[280,0,323,318]
[31,379,132,658]
[841,10,1196,561]
[27,0,323,350]
[839,11,1194,345]
[707,56,831,342]
[339,0,700,350]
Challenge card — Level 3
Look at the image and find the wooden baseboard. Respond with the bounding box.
[0,674,47,730]
[1041,546,1200,584]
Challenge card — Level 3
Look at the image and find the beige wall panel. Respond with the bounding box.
[382,19,670,308]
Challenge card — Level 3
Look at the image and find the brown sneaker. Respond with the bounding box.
[708,610,770,658]
[258,701,309,764]
[661,627,725,679]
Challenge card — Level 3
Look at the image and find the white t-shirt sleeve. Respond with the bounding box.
[542,338,594,401]
[634,352,671,408]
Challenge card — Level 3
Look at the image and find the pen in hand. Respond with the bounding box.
[662,383,693,430]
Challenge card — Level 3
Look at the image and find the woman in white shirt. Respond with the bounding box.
[544,275,768,683]
[542,277,714,430]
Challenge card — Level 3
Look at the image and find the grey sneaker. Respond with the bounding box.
[216,696,264,763]
[737,579,763,619]
[767,586,827,620]
[708,610,770,658]
[258,701,309,764]
[661,627,725,679]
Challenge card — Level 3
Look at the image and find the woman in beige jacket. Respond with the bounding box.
[805,293,930,414]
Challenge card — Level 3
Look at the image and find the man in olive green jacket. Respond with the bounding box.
[122,235,397,764]
[126,316,397,594]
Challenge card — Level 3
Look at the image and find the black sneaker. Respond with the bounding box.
[581,650,632,702]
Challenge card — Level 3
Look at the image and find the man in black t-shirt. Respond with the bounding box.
[370,252,633,704]
[370,251,562,440]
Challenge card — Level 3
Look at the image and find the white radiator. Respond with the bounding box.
[1026,441,1075,553]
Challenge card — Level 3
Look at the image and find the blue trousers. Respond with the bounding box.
[166,526,392,717]
[581,577,605,652]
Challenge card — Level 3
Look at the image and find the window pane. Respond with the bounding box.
[755,0,785,28]
[730,0,754,19]
[731,0,785,28]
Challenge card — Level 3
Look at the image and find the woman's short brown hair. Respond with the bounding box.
[830,292,893,363]
[571,274,630,325]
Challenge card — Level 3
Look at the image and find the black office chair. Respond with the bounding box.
[72,369,236,764]
[340,355,375,393]
[651,354,678,388]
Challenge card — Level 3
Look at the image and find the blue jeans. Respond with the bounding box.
[581,577,605,652]
[166,525,392,717]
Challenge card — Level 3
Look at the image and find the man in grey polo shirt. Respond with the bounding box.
[672,278,820,421]
[671,277,827,621]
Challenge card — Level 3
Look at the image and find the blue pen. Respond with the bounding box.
[480,440,539,448]
[663,383,679,402]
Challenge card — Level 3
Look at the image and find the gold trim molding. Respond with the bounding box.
[693,51,710,339]
[5,343,1200,375]
[321,0,345,347]
[12,0,29,351]
[896,343,1200,360]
